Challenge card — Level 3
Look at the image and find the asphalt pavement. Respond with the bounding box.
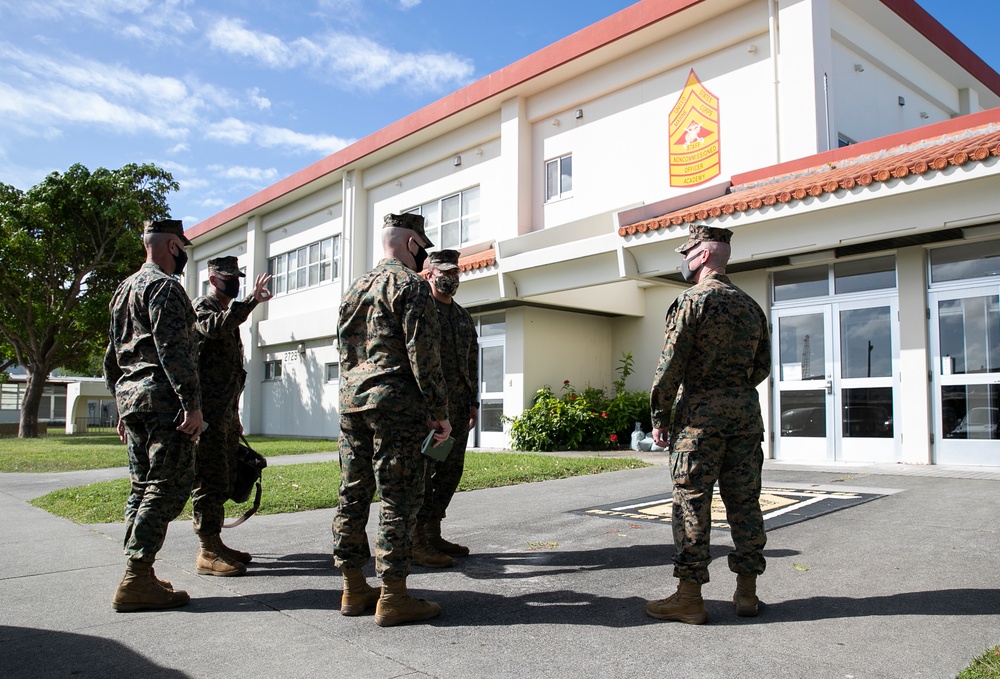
[1,451,998,679]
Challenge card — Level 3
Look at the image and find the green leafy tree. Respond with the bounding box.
[0,163,178,437]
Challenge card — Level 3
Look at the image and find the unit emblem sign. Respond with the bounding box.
[575,487,887,531]
[668,69,721,188]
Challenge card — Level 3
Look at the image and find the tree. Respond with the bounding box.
[0,163,179,437]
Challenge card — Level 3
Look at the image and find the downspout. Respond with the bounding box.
[824,72,832,151]
[769,0,781,163]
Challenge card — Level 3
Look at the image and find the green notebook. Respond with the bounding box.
[421,430,454,461]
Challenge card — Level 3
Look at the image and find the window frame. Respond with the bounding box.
[264,360,283,381]
[267,235,340,297]
[544,153,573,203]
[404,185,481,250]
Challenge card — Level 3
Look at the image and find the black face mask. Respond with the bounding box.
[680,250,702,283]
[172,247,188,276]
[217,278,240,299]
[410,240,428,272]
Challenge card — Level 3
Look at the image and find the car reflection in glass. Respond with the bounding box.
[780,407,825,437]
[947,407,1000,439]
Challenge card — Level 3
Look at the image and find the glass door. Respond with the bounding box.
[475,313,506,449]
[773,299,899,462]
[774,305,834,461]
[930,286,1000,465]
[835,299,899,462]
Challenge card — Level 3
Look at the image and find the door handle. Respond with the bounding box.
[825,379,833,395]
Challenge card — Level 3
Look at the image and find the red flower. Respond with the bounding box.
[563,379,570,385]
[569,394,576,400]
[601,412,607,418]
[609,434,618,442]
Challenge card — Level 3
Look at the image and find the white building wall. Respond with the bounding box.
[519,307,614,402]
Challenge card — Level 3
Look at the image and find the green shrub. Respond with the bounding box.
[505,352,652,451]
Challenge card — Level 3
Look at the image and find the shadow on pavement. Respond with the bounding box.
[450,544,800,580]
[0,626,190,678]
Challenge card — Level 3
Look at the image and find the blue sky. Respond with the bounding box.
[0,0,996,227]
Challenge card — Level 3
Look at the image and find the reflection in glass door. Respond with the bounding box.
[931,287,1000,465]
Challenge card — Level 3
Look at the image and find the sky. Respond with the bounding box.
[1,0,998,228]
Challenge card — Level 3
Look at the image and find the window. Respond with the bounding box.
[268,235,340,296]
[930,239,1000,284]
[406,186,481,250]
[264,360,282,380]
[773,257,897,303]
[545,154,573,202]
[1,383,22,410]
[325,362,340,382]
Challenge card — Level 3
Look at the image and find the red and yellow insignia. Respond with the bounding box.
[669,69,721,187]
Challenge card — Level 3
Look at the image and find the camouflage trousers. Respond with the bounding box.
[417,416,470,524]
[121,411,196,563]
[332,409,427,579]
[669,430,766,584]
[191,409,239,535]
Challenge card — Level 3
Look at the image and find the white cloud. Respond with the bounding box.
[399,0,421,8]
[0,0,195,45]
[206,17,301,69]
[205,117,352,155]
[206,18,474,92]
[0,44,207,138]
[248,88,272,111]
[208,164,280,183]
[167,143,190,154]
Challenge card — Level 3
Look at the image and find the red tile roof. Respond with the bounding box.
[619,109,1000,237]
[459,249,496,273]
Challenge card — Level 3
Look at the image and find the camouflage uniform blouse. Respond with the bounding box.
[651,272,770,437]
[434,298,479,415]
[191,293,258,413]
[338,258,449,421]
[103,263,201,417]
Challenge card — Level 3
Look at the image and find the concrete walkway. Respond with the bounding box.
[1,452,998,678]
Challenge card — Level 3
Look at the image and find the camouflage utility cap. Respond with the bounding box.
[384,213,434,248]
[145,219,191,246]
[675,224,732,254]
[207,256,245,277]
[428,249,460,271]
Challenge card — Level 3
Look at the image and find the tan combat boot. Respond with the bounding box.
[426,518,470,557]
[411,525,453,568]
[196,533,247,577]
[112,558,190,612]
[149,563,173,591]
[733,574,759,617]
[645,580,708,624]
[340,568,380,616]
[216,537,252,564]
[373,577,441,627]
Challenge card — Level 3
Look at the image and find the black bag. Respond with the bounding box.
[224,435,268,528]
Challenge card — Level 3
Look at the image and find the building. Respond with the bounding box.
[0,373,115,435]
[186,0,1000,466]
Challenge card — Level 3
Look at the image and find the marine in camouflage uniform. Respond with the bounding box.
[189,256,272,576]
[332,213,451,627]
[413,249,480,567]
[646,224,771,624]
[103,219,202,612]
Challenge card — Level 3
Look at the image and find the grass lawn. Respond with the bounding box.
[958,647,1000,679]
[29,452,651,524]
[0,435,337,473]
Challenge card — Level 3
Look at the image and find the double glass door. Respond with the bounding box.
[774,298,899,462]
